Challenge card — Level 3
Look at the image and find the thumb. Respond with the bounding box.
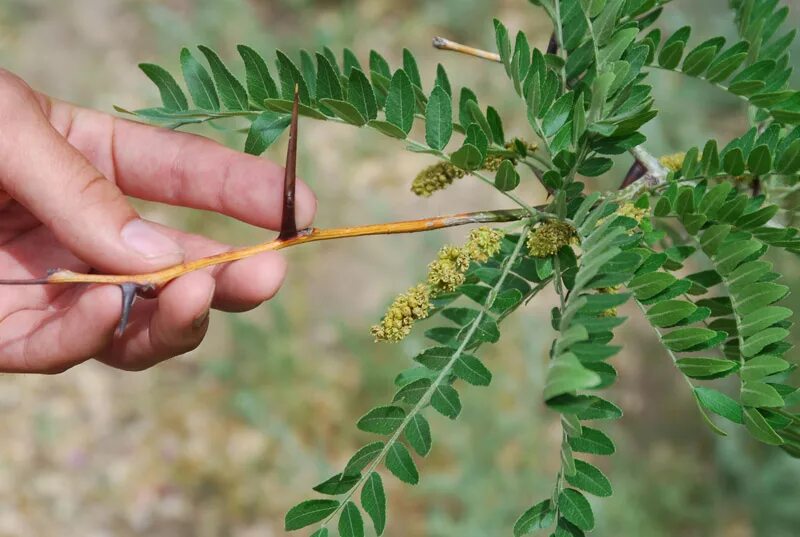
[0,71,184,274]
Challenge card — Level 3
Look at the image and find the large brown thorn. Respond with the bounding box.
[278,84,300,240]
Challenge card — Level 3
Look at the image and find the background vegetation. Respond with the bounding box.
[0,0,799,535]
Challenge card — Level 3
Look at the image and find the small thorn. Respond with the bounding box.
[278,83,300,241]
[116,283,138,336]
[620,160,647,189]
[546,33,558,55]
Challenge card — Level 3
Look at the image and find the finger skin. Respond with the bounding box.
[0,284,121,373]
[46,99,317,230]
[0,69,183,274]
[98,271,215,371]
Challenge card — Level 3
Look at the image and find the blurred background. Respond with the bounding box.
[1,0,799,535]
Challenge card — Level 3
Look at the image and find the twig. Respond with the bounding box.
[0,209,532,289]
[432,37,501,63]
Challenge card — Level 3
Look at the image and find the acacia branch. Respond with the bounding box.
[0,209,532,289]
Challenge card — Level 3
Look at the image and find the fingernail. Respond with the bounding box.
[121,219,184,262]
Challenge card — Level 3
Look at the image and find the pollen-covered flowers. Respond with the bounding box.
[370,284,433,342]
[465,226,504,262]
[526,221,577,258]
[659,152,686,172]
[427,245,471,293]
[373,227,505,342]
[411,162,465,197]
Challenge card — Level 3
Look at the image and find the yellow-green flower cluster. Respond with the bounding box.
[370,284,433,342]
[526,221,578,258]
[482,154,515,172]
[659,152,686,172]
[615,202,648,224]
[464,226,504,262]
[427,245,471,293]
[373,227,505,342]
[411,162,465,197]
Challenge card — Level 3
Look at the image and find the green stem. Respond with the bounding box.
[319,227,533,529]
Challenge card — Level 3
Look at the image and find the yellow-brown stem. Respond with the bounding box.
[18,208,532,289]
[432,37,502,63]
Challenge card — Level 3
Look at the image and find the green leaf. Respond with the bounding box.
[558,489,595,531]
[319,98,366,125]
[742,381,785,408]
[393,378,431,405]
[450,143,484,171]
[453,354,492,386]
[741,355,790,381]
[338,501,364,537]
[742,327,790,358]
[315,53,344,101]
[658,41,687,69]
[244,111,291,155]
[310,529,328,537]
[367,119,408,139]
[404,414,432,456]
[494,19,512,75]
[495,159,521,191]
[425,86,452,150]
[313,473,360,495]
[197,46,249,110]
[431,384,461,419]
[357,406,406,435]
[646,300,697,327]
[565,460,612,497]
[414,346,453,370]
[568,426,616,455]
[348,69,378,121]
[593,0,624,47]
[747,144,772,174]
[733,282,788,316]
[344,442,384,476]
[676,357,738,379]
[661,327,720,352]
[285,499,340,531]
[139,63,188,111]
[682,43,722,76]
[513,500,556,536]
[777,139,800,173]
[544,353,602,400]
[385,443,419,484]
[578,157,613,177]
[385,70,415,134]
[402,48,422,87]
[628,272,676,300]
[275,50,311,104]
[361,473,386,535]
[693,387,743,424]
[181,48,220,110]
[237,45,278,105]
[743,407,784,445]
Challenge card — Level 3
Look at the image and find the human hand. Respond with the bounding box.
[0,69,316,373]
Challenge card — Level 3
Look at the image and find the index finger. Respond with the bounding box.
[45,98,317,231]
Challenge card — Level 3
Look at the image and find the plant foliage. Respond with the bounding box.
[127,0,800,533]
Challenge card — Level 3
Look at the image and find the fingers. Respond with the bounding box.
[153,223,288,312]
[46,99,317,231]
[0,284,121,373]
[0,70,185,274]
[97,271,215,370]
